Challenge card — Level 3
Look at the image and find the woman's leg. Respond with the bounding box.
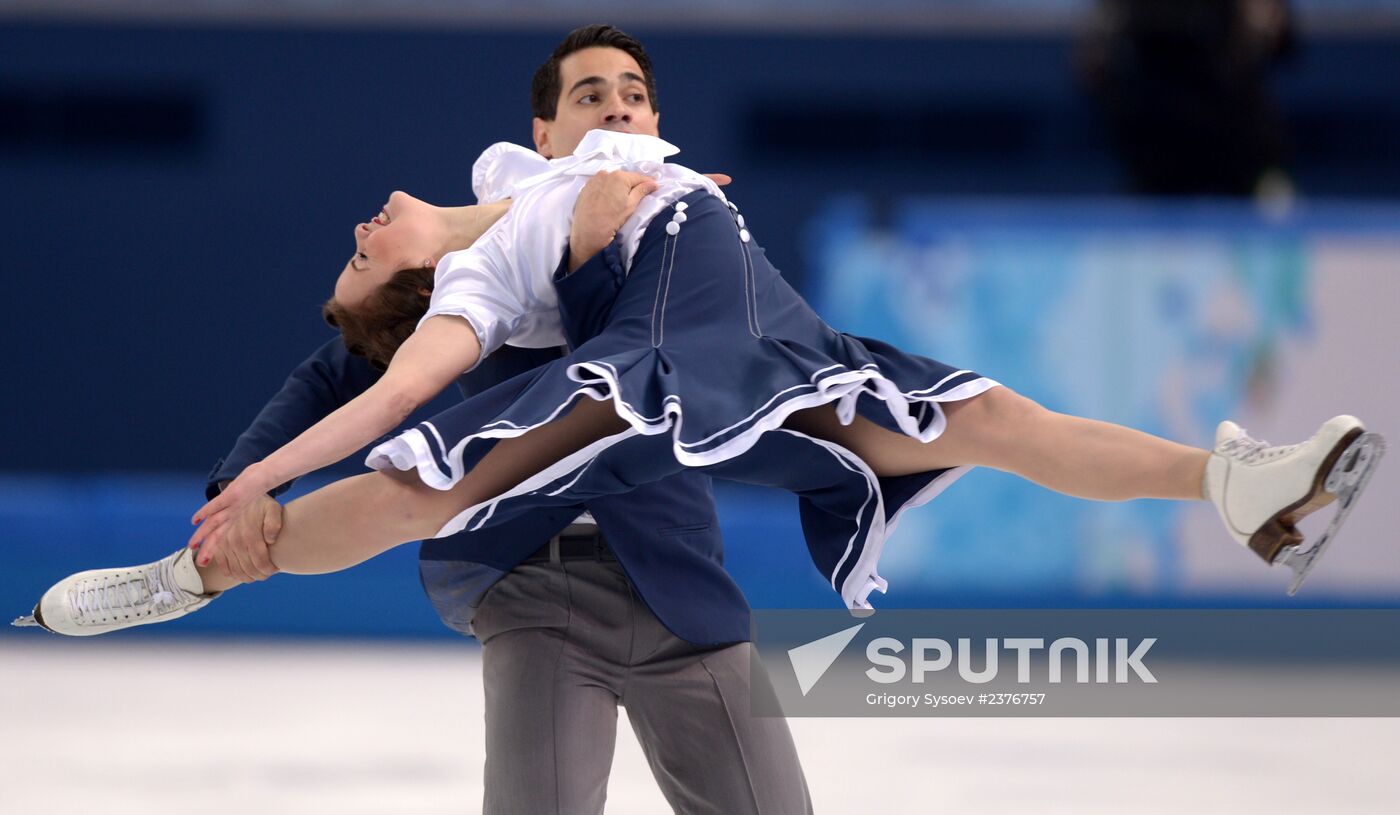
[197,398,628,592]
[251,385,1204,586]
[201,387,1200,592]
[785,387,1209,502]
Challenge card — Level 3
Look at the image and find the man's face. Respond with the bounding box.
[533,46,660,159]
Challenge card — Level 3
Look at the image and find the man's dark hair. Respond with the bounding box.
[531,24,659,121]
[322,266,435,371]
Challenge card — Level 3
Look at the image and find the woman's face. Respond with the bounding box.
[334,191,441,308]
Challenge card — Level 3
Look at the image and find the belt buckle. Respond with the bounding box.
[560,532,602,561]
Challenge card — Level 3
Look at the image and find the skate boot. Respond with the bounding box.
[11,548,220,636]
[1205,415,1386,594]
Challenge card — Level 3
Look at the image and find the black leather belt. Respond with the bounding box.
[523,523,615,563]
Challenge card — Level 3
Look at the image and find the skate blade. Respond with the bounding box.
[11,614,39,628]
[1278,432,1387,595]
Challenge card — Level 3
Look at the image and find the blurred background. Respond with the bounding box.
[2,2,1399,812]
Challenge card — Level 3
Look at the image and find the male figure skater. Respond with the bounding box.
[197,25,812,815]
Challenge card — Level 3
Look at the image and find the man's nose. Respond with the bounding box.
[601,97,631,123]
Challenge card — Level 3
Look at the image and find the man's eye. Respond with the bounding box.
[579,94,598,104]
[628,94,645,103]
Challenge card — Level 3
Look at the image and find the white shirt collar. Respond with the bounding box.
[471,131,680,202]
[504,130,681,192]
[472,142,549,203]
[566,129,680,164]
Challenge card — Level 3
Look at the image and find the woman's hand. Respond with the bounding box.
[188,464,281,575]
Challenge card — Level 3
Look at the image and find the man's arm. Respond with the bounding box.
[545,171,661,346]
[553,238,626,348]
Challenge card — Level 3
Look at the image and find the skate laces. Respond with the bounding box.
[1220,433,1298,465]
[148,556,187,612]
[68,559,187,623]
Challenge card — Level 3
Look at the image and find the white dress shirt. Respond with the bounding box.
[423,130,726,363]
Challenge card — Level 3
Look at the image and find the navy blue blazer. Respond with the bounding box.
[207,254,751,646]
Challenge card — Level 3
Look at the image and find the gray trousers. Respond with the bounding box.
[472,554,812,815]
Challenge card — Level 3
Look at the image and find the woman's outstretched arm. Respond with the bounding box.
[188,315,482,568]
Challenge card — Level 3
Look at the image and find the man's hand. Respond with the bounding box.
[567,169,734,273]
[568,170,658,273]
[189,467,283,582]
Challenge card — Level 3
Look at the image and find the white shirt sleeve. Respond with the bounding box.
[420,180,575,365]
[420,222,531,364]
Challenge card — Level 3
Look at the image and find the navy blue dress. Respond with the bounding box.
[367,191,1000,609]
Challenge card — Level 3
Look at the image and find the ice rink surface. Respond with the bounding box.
[3,638,1398,814]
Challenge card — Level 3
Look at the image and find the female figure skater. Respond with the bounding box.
[18,129,1384,636]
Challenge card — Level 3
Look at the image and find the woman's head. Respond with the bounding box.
[327,191,511,369]
[335,190,444,310]
[328,190,443,369]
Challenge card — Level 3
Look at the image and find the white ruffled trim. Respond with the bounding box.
[365,362,1002,610]
[564,359,1000,466]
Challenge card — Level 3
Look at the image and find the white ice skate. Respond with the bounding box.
[11,548,220,636]
[1205,415,1386,594]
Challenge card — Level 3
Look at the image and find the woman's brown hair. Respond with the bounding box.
[321,266,435,371]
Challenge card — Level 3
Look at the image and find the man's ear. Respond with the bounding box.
[532,117,553,159]
[417,287,432,298]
